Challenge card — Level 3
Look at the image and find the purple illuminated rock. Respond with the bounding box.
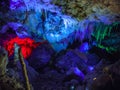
[66,67,85,82]
[28,43,55,70]
[87,53,100,65]
[55,50,90,74]
[0,22,29,38]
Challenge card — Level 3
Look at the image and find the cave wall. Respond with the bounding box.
[0,0,120,52]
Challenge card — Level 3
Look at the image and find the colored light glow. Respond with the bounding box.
[9,0,120,53]
[88,66,94,71]
[4,37,43,59]
[79,42,89,53]
[73,67,85,79]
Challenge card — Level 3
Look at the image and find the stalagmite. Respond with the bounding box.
[18,47,31,90]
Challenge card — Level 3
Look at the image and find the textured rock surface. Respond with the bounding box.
[15,60,39,83]
[55,49,91,74]
[52,0,120,21]
[0,47,25,90]
[84,59,120,90]
[0,1,120,90]
[0,47,8,75]
[28,43,55,70]
[0,0,120,52]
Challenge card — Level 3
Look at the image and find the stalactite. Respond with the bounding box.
[93,22,118,43]
[14,43,20,63]
[102,26,108,40]
[93,22,120,52]
[108,26,112,36]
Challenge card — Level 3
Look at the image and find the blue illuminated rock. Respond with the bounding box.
[0,0,120,52]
